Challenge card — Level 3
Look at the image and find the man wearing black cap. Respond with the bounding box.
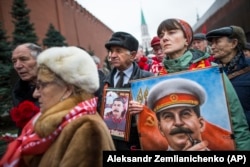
[192,33,212,55]
[206,26,250,130]
[103,31,154,150]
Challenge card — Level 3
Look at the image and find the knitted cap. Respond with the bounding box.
[151,36,160,47]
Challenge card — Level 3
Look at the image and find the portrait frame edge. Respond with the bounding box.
[101,87,132,141]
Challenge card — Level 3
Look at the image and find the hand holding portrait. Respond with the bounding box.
[128,100,143,115]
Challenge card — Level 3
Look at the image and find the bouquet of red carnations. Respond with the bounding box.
[10,100,39,128]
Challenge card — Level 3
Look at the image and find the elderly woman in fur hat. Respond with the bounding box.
[0,46,115,167]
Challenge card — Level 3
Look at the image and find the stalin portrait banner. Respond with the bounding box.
[130,66,235,151]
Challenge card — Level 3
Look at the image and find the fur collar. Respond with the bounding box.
[35,93,93,137]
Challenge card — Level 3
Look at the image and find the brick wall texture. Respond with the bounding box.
[0,0,114,67]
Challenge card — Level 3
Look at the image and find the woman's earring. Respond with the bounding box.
[60,97,65,102]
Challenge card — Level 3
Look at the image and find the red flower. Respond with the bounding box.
[10,100,40,128]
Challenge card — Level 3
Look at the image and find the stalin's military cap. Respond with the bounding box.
[147,78,206,113]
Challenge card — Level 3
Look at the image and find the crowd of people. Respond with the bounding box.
[0,17,250,166]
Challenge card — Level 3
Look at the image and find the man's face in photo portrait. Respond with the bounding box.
[112,100,124,119]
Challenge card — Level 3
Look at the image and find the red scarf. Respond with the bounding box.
[150,57,164,74]
[0,98,97,167]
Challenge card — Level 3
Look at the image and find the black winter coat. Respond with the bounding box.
[12,79,38,107]
[103,62,154,150]
[217,52,250,129]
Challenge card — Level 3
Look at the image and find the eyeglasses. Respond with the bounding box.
[36,81,54,90]
[153,47,163,54]
[154,49,163,55]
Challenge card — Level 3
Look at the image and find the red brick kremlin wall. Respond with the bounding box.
[0,0,113,67]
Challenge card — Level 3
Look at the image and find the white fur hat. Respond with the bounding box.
[37,46,99,93]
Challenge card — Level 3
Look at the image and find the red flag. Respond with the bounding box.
[201,24,207,34]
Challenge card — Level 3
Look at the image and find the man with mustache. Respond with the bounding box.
[147,78,209,151]
[104,97,127,131]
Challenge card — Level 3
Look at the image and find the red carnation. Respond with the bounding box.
[10,100,40,128]
[10,107,21,122]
